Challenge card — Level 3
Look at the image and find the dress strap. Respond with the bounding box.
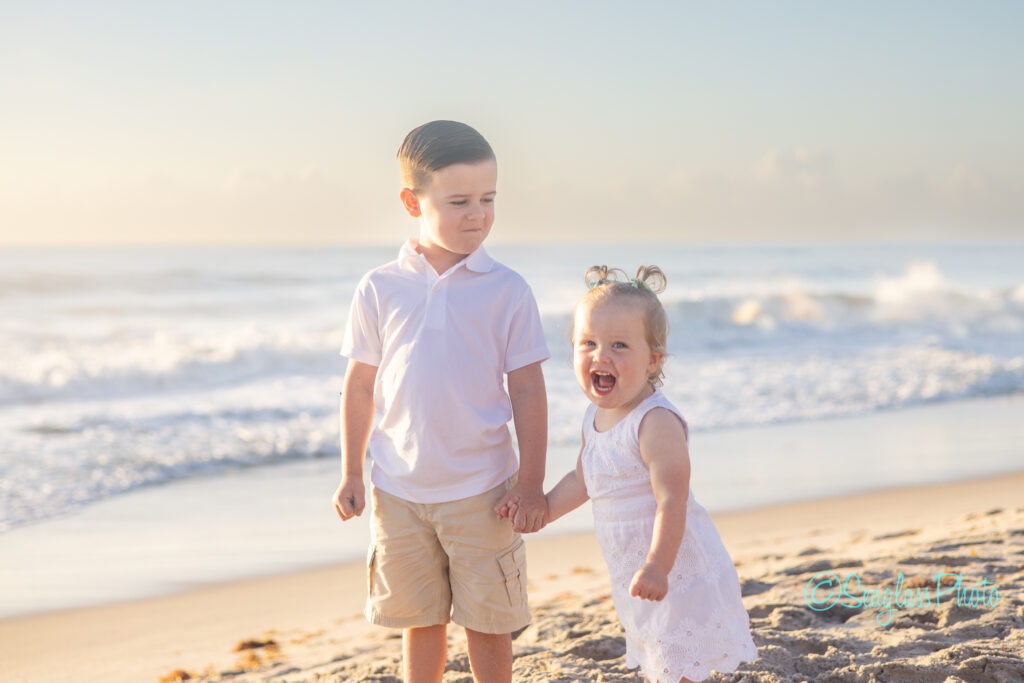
[632,388,689,443]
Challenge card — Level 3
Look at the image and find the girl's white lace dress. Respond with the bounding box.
[581,389,758,682]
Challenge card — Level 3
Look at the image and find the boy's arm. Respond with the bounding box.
[496,360,548,533]
[332,360,378,521]
[628,408,691,601]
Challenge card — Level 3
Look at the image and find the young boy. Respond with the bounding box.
[332,120,549,683]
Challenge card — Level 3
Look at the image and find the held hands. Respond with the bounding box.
[629,562,669,601]
[496,496,519,523]
[494,483,547,533]
[332,476,365,521]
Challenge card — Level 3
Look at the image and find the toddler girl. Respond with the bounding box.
[516,265,758,682]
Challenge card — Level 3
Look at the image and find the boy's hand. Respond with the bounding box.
[332,477,365,521]
[495,482,547,533]
[629,563,669,601]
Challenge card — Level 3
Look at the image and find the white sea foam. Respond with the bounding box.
[1,244,1021,531]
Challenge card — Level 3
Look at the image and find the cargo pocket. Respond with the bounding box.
[496,538,526,608]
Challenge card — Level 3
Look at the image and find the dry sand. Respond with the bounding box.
[3,473,1023,683]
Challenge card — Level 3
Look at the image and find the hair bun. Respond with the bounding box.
[634,265,667,294]
[584,265,626,288]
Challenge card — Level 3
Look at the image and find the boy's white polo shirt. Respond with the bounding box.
[341,239,550,504]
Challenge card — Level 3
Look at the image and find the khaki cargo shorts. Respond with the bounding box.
[365,477,529,634]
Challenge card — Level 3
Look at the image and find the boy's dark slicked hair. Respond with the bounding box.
[397,120,495,192]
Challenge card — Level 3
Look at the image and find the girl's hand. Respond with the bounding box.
[496,495,520,520]
[629,562,669,601]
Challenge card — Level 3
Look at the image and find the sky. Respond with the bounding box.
[2,1,1023,246]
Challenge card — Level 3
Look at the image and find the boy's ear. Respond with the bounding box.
[400,188,421,218]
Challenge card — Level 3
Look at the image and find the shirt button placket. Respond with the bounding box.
[428,278,448,329]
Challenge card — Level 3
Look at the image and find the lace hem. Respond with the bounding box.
[625,624,759,682]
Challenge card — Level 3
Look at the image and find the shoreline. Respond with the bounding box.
[6,464,1023,624]
[3,470,1023,682]
[2,393,1022,622]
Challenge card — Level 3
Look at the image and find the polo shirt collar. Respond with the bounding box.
[398,238,495,275]
[463,244,495,273]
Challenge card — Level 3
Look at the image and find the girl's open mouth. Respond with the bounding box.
[592,371,616,396]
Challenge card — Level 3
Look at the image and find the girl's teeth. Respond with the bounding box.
[592,372,615,393]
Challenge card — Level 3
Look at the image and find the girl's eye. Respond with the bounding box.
[482,197,494,204]
[450,200,467,206]
[613,342,626,349]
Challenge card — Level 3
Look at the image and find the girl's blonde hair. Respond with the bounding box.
[574,265,669,385]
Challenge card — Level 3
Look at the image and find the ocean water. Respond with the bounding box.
[2,242,1023,534]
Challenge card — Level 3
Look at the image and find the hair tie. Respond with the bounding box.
[587,276,653,292]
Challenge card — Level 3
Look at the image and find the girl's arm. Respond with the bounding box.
[499,440,589,523]
[545,449,590,522]
[629,407,691,601]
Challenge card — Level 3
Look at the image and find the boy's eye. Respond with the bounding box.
[613,342,627,349]
[450,200,467,206]
[482,197,494,204]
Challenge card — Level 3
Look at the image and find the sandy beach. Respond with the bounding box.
[3,469,1023,683]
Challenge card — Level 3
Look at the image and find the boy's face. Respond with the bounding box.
[401,159,497,262]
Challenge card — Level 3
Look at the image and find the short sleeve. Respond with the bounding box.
[504,284,550,373]
[340,274,382,366]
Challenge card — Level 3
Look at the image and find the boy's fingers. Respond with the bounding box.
[512,508,525,532]
[503,502,520,518]
[336,493,363,520]
[509,506,546,533]
[496,497,521,520]
[493,493,516,515]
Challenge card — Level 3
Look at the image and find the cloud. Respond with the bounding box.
[946,164,989,195]
[754,148,834,188]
